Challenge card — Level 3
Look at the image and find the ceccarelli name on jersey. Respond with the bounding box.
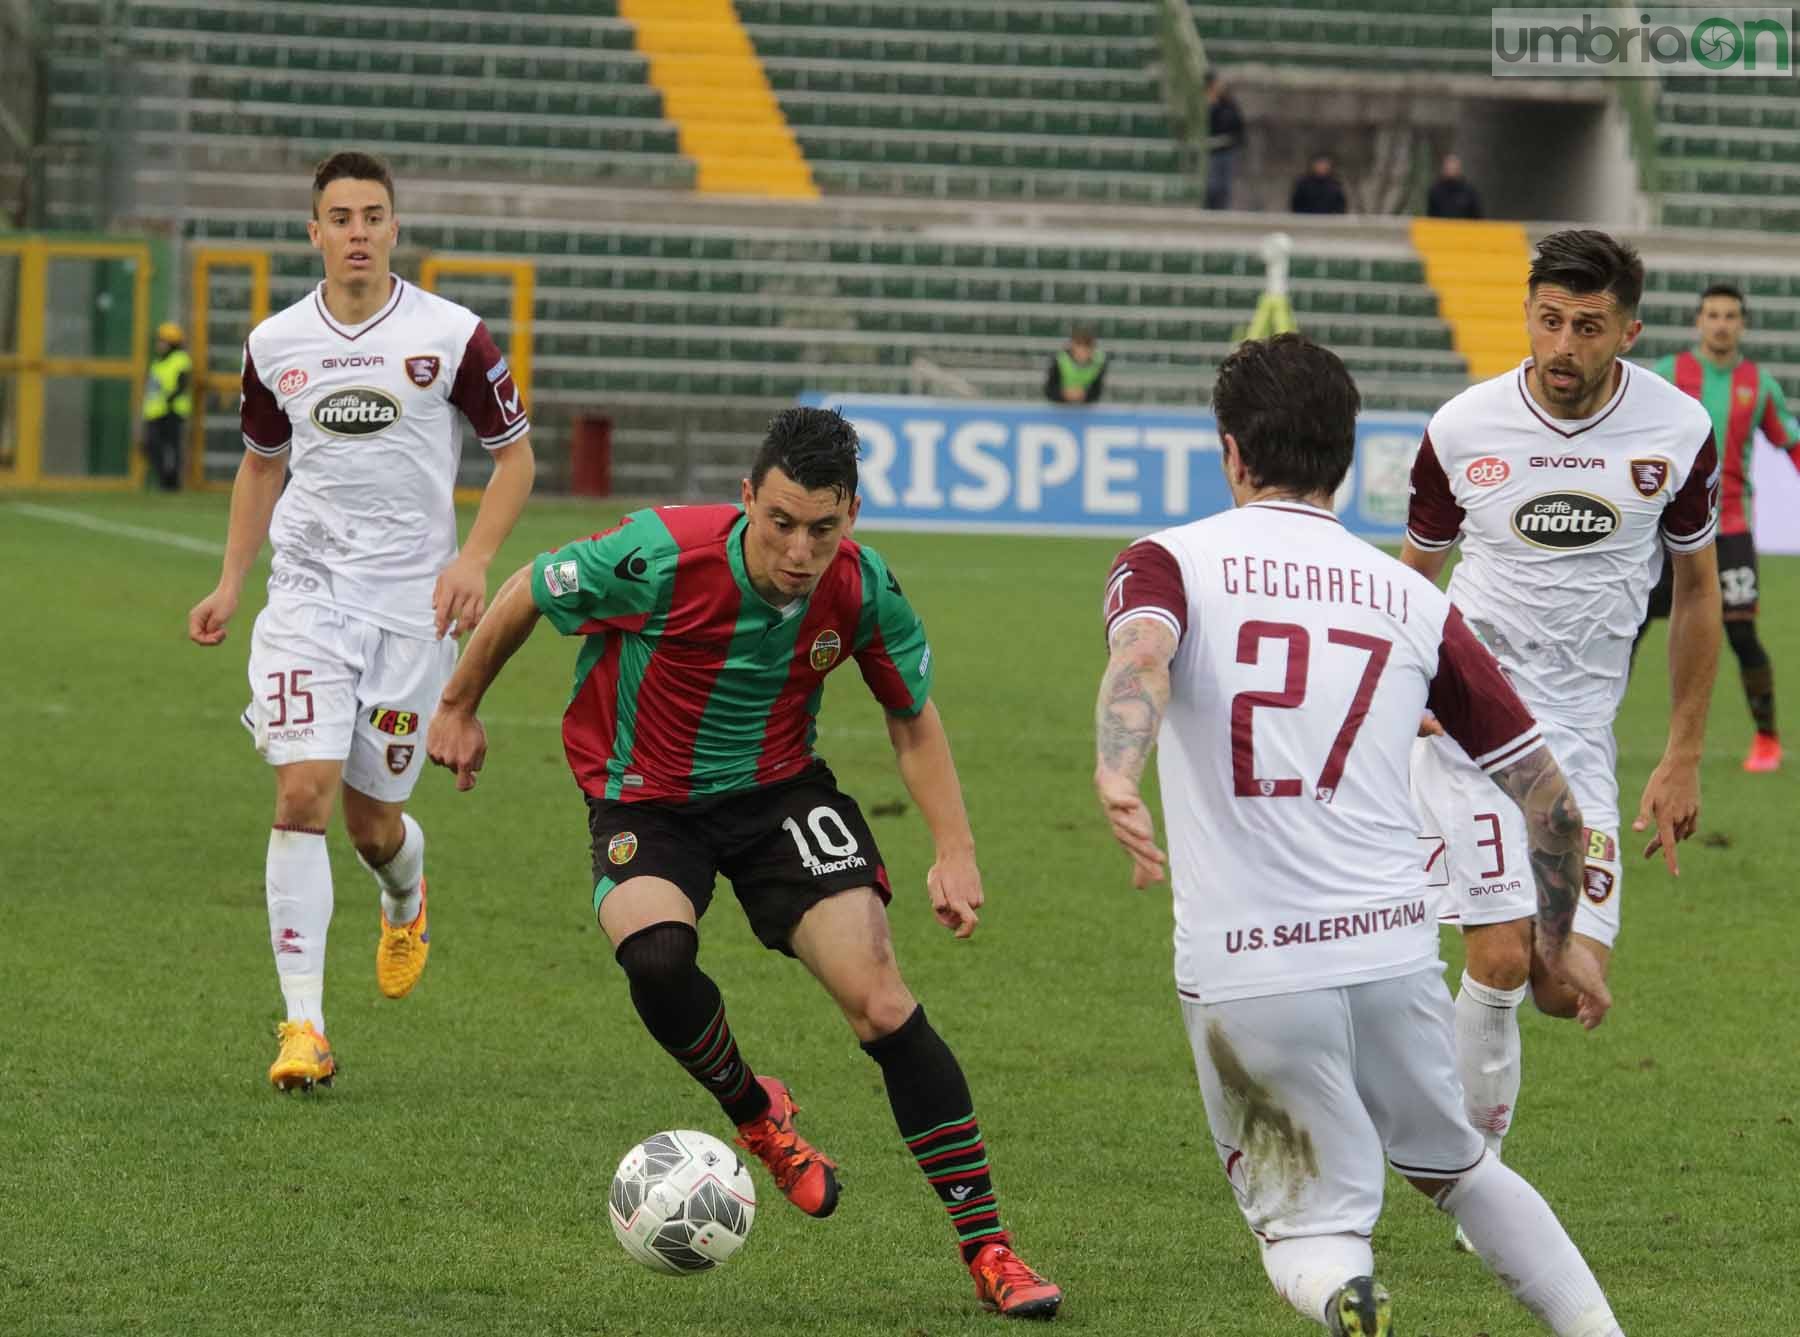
[311,386,402,437]
[1510,491,1620,550]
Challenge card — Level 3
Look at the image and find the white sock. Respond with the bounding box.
[362,812,424,926]
[267,827,333,1034]
[1455,970,1527,1155]
[1259,1234,1374,1329]
[1440,1154,1624,1337]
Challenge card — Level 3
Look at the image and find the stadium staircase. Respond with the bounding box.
[1409,220,1530,382]
[621,0,816,199]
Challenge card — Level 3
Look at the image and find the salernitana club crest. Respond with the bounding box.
[405,355,441,388]
[1630,458,1669,498]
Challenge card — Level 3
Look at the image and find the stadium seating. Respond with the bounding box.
[1187,0,1495,75]
[739,1,1193,204]
[1657,76,1800,234]
[180,204,1464,489]
[46,0,1195,207]
[55,0,1658,496]
[43,0,697,194]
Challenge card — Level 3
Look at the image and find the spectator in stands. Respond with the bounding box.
[142,320,193,491]
[1046,326,1107,405]
[1204,73,1246,210]
[1290,154,1348,215]
[1427,153,1484,219]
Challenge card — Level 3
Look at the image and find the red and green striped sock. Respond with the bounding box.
[864,1005,1008,1263]
[907,1113,1005,1260]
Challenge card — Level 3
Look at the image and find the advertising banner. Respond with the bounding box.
[802,394,1428,541]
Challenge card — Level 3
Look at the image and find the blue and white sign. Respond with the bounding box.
[803,394,1428,541]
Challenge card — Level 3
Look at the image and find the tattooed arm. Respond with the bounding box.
[1488,743,1612,1029]
[1488,744,1583,954]
[1094,617,1178,888]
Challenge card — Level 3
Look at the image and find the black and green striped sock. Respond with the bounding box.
[863,1005,1008,1263]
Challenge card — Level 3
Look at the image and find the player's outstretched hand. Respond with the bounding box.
[427,707,487,792]
[1095,771,1167,890]
[1633,754,1700,875]
[187,585,238,646]
[1545,938,1612,1030]
[926,850,983,939]
[433,554,489,640]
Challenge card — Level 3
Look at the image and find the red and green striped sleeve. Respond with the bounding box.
[531,511,678,636]
[1759,368,1798,450]
[851,546,932,716]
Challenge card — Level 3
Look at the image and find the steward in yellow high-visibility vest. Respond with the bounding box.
[1044,326,1108,406]
[143,321,193,491]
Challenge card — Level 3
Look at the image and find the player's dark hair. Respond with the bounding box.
[1070,325,1097,344]
[1528,229,1643,316]
[311,150,396,217]
[1211,334,1359,498]
[1697,282,1747,318]
[752,407,860,501]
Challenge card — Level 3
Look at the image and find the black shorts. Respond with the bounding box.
[1644,531,1756,621]
[586,763,891,955]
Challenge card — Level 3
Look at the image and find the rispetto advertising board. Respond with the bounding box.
[800,394,1426,540]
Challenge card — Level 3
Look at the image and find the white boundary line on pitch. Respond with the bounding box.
[5,502,226,556]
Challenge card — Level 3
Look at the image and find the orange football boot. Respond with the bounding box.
[734,1075,840,1218]
[970,1242,1062,1319]
[1744,732,1782,773]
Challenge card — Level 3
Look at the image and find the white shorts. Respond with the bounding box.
[1412,720,1622,948]
[242,597,454,803]
[1181,968,1484,1243]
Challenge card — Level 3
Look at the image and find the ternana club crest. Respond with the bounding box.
[608,831,639,866]
[1629,458,1669,498]
[810,629,842,671]
[405,355,441,388]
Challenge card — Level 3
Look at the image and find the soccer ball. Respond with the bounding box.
[608,1129,757,1275]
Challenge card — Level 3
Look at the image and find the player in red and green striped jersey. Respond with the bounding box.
[1639,283,1800,772]
[425,408,1061,1319]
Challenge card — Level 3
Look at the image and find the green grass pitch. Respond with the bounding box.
[2,491,1797,1335]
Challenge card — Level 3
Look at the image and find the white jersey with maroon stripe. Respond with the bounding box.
[1407,359,1717,727]
[239,276,529,639]
[1105,500,1540,1005]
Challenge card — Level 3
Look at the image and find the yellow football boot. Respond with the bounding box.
[269,1020,335,1092]
[376,878,430,999]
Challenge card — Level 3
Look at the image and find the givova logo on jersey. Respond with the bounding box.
[312,386,402,437]
[1510,491,1620,550]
